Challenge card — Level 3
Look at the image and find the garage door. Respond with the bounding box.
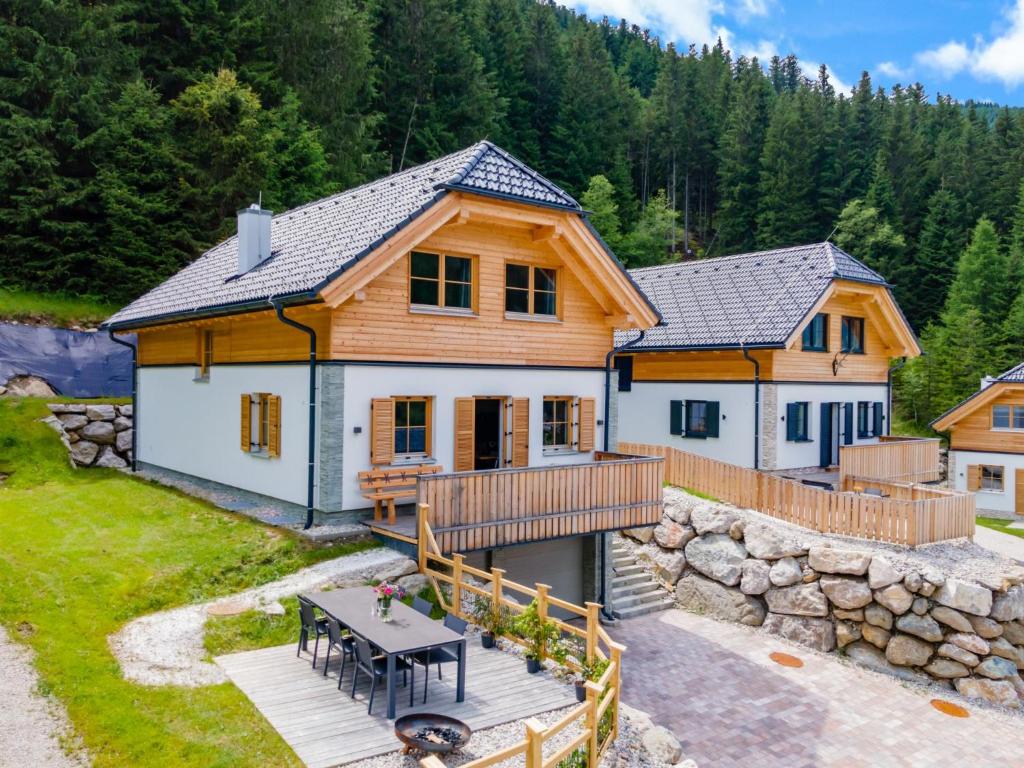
[493,538,584,620]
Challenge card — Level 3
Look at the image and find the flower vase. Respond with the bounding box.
[378,597,393,622]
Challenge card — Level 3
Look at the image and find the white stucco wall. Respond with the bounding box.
[773,383,889,469]
[339,364,607,511]
[617,381,757,466]
[948,449,1024,515]
[137,364,312,506]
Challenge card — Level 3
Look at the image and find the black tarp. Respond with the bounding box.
[0,322,133,397]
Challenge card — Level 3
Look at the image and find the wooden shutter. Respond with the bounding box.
[454,397,475,471]
[669,400,683,436]
[873,402,884,437]
[577,397,596,452]
[706,401,720,438]
[785,403,798,441]
[843,403,854,445]
[267,395,281,458]
[240,394,252,452]
[511,397,529,467]
[370,398,394,465]
[967,464,981,491]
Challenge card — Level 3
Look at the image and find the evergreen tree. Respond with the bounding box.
[621,189,678,266]
[833,199,906,279]
[944,218,1007,331]
[900,188,964,330]
[581,175,624,254]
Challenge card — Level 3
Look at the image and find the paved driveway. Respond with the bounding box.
[610,609,1024,768]
[974,524,1024,563]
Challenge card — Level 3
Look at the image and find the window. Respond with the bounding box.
[981,465,1005,492]
[393,397,430,457]
[197,329,214,379]
[992,404,1024,430]
[841,316,865,354]
[409,251,474,310]
[785,402,810,441]
[614,355,633,392]
[857,402,871,438]
[669,400,720,439]
[543,397,572,447]
[801,313,828,352]
[505,263,558,317]
[241,393,280,457]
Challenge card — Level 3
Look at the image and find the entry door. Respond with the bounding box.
[1016,469,1024,516]
[819,403,840,467]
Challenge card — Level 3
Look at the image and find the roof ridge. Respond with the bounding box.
[998,361,1024,380]
[444,140,493,186]
[631,243,828,275]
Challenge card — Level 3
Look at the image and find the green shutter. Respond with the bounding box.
[706,401,720,438]
[669,400,683,436]
[843,403,854,445]
[873,402,884,436]
[786,403,798,441]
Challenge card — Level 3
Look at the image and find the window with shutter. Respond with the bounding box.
[684,400,709,438]
[614,356,633,392]
[785,402,810,441]
[197,329,214,380]
[967,464,981,491]
[241,393,281,457]
[577,397,596,451]
[543,397,572,448]
[511,398,529,467]
[981,465,1005,491]
[669,400,683,436]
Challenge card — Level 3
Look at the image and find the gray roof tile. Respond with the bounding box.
[105,141,579,327]
[620,242,888,350]
[997,362,1024,382]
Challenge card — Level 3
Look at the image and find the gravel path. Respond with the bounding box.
[0,625,88,768]
[109,547,408,686]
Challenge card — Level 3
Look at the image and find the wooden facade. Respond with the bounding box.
[933,383,1024,453]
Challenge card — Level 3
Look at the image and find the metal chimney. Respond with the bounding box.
[237,203,272,274]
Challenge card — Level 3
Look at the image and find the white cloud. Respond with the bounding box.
[735,0,771,22]
[804,62,853,95]
[876,60,910,80]
[573,0,729,47]
[913,0,1024,88]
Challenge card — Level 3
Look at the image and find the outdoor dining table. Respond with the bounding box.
[305,586,467,719]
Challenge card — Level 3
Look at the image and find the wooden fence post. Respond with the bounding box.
[524,718,545,768]
[585,680,601,767]
[610,643,623,740]
[492,567,506,623]
[536,583,551,660]
[417,503,429,573]
[584,602,600,662]
[452,553,464,617]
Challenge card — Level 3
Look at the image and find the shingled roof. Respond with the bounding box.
[930,361,1024,429]
[104,141,581,328]
[620,242,888,350]
[995,362,1024,382]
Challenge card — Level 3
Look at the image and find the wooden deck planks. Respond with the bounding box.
[216,642,576,768]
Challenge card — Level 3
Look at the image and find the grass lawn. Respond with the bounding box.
[889,415,944,443]
[0,288,119,328]
[976,516,1024,539]
[0,397,378,767]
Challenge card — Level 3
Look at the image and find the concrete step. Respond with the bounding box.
[612,564,645,577]
[611,572,649,588]
[614,581,665,598]
[612,585,669,609]
[614,596,675,619]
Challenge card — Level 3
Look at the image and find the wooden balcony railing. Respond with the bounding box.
[839,437,942,484]
[415,456,664,553]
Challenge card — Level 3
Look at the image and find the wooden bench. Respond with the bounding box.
[358,464,442,525]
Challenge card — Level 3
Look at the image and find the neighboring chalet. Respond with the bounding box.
[614,243,921,470]
[932,363,1024,517]
[102,142,663,608]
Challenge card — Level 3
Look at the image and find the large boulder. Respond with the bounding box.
[94,447,128,469]
[991,585,1024,622]
[923,659,970,679]
[933,579,993,617]
[742,523,806,560]
[684,534,747,586]
[894,613,944,643]
[47,403,86,414]
[690,505,738,535]
[947,632,990,655]
[967,614,1003,639]
[867,556,902,589]
[4,375,56,397]
[955,677,1021,708]
[641,726,683,765]
[623,527,655,544]
[80,420,115,445]
[739,559,771,595]
[975,656,1019,680]
[1002,620,1024,645]
[865,602,894,630]
[675,572,766,626]
[836,621,861,648]
[652,550,687,585]
[57,413,88,430]
[936,642,980,667]
[988,637,1024,669]
[765,582,828,617]
[118,403,133,418]
[885,634,933,667]
[763,613,836,652]
[113,415,132,432]
[807,545,872,576]
[115,428,133,453]
[930,606,973,633]
[845,642,932,684]
[861,623,891,649]
[819,575,873,610]
[373,558,419,582]
[874,583,914,615]
[85,404,117,421]
[769,556,803,587]
[654,520,696,550]
[69,440,99,466]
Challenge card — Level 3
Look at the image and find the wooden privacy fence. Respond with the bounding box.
[618,442,974,547]
[416,504,624,768]
[416,456,664,553]
[839,437,941,484]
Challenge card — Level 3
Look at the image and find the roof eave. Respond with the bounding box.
[437,183,582,213]
[101,290,319,332]
[578,216,663,326]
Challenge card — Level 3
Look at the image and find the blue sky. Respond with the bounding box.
[569,0,1024,105]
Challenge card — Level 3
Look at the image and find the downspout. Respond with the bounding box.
[886,357,908,436]
[742,346,760,470]
[599,328,647,622]
[107,329,138,472]
[272,300,317,530]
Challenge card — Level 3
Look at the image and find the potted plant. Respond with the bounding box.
[574,653,610,702]
[471,595,507,649]
[511,600,560,673]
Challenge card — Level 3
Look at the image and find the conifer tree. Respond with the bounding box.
[581,175,624,255]
[900,188,964,329]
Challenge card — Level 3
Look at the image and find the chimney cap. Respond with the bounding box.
[237,203,272,216]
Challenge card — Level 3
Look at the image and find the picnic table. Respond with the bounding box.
[305,587,467,719]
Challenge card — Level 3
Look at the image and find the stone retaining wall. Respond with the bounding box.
[41,403,133,469]
[625,488,1024,709]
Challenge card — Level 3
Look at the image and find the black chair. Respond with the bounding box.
[322,617,355,687]
[350,636,411,714]
[410,613,467,703]
[297,596,329,668]
[412,595,433,617]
